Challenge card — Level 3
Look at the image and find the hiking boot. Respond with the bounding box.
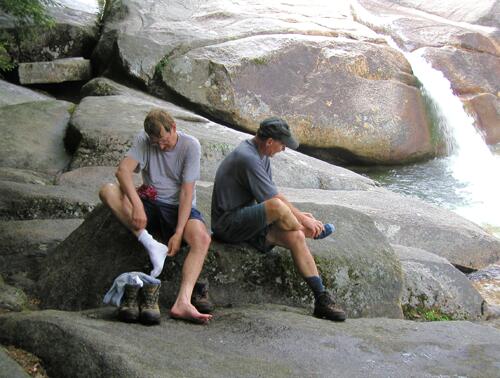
[139,283,161,325]
[191,282,214,314]
[313,292,346,322]
[117,284,140,323]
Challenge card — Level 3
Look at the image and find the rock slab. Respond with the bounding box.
[18,58,92,84]
[1,306,499,378]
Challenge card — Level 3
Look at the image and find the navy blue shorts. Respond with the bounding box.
[142,198,205,243]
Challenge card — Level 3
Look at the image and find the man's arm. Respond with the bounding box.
[273,192,324,238]
[116,156,147,231]
[168,181,195,256]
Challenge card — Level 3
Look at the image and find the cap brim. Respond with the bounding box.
[283,135,299,150]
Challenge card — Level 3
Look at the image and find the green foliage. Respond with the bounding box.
[251,57,268,66]
[0,38,14,71]
[0,0,57,71]
[403,304,453,321]
[155,56,170,76]
[0,0,56,29]
[422,309,451,321]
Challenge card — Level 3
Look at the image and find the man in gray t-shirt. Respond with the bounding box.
[212,117,346,322]
[99,108,212,324]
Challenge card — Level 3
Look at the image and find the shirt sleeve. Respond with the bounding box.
[244,156,278,203]
[126,132,148,173]
[182,137,201,183]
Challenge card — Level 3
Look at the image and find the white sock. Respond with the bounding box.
[138,230,168,278]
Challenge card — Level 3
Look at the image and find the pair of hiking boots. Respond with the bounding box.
[118,283,162,325]
[118,282,214,325]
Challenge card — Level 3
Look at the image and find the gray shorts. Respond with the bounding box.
[213,203,275,253]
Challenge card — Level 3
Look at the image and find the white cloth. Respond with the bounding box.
[103,272,161,307]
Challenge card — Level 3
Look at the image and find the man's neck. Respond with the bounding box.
[252,136,267,157]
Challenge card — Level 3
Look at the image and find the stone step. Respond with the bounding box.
[18,57,92,85]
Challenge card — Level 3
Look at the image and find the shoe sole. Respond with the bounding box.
[313,312,346,322]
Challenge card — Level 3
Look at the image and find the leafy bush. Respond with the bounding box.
[0,0,57,71]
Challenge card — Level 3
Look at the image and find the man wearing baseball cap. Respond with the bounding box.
[211,116,346,321]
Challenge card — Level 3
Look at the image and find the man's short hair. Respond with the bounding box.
[144,108,176,137]
[257,117,299,150]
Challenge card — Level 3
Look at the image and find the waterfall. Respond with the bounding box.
[387,39,500,228]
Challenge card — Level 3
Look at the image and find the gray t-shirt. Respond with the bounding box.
[127,130,201,206]
[211,139,278,229]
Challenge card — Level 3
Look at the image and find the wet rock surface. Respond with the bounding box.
[354,0,500,142]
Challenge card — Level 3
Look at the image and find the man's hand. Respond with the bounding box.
[300,213,324,238]
[167,232,183,257]
[302,212,315,219]
[131,205,147,230]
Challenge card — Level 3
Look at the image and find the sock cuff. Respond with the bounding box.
[138,229,150,242]
[305,276,326,298]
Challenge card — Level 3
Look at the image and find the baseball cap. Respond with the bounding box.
[257,117,299,150]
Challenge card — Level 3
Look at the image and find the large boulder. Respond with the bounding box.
[1,307,500,377]
[93,1,380,83]
[93,0,437,164]
[394,244,484,320]
[463,93,500,145]
[0,219,83,280]
[0,93,74,175]
[37,182,405,319]
[68,87,375,191]
[0,80,51,107]
[419,46,499,97]
[0,180,96,220]
[158,34,435,164]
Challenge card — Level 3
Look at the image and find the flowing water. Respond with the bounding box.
[351,39,500,306]
[355,45,500,238]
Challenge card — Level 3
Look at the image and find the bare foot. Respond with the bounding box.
[170,302,213,324]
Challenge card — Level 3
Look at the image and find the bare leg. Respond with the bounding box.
[99,183,141,236]
[263,198,321,239]
[169,219,213,324]
[264,198,301,231]
[266,226,319,277]
[99,183,167,277]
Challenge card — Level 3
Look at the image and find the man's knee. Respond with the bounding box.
[98,183,117,204]
[264,198,288,218]
[187,226,211,253]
